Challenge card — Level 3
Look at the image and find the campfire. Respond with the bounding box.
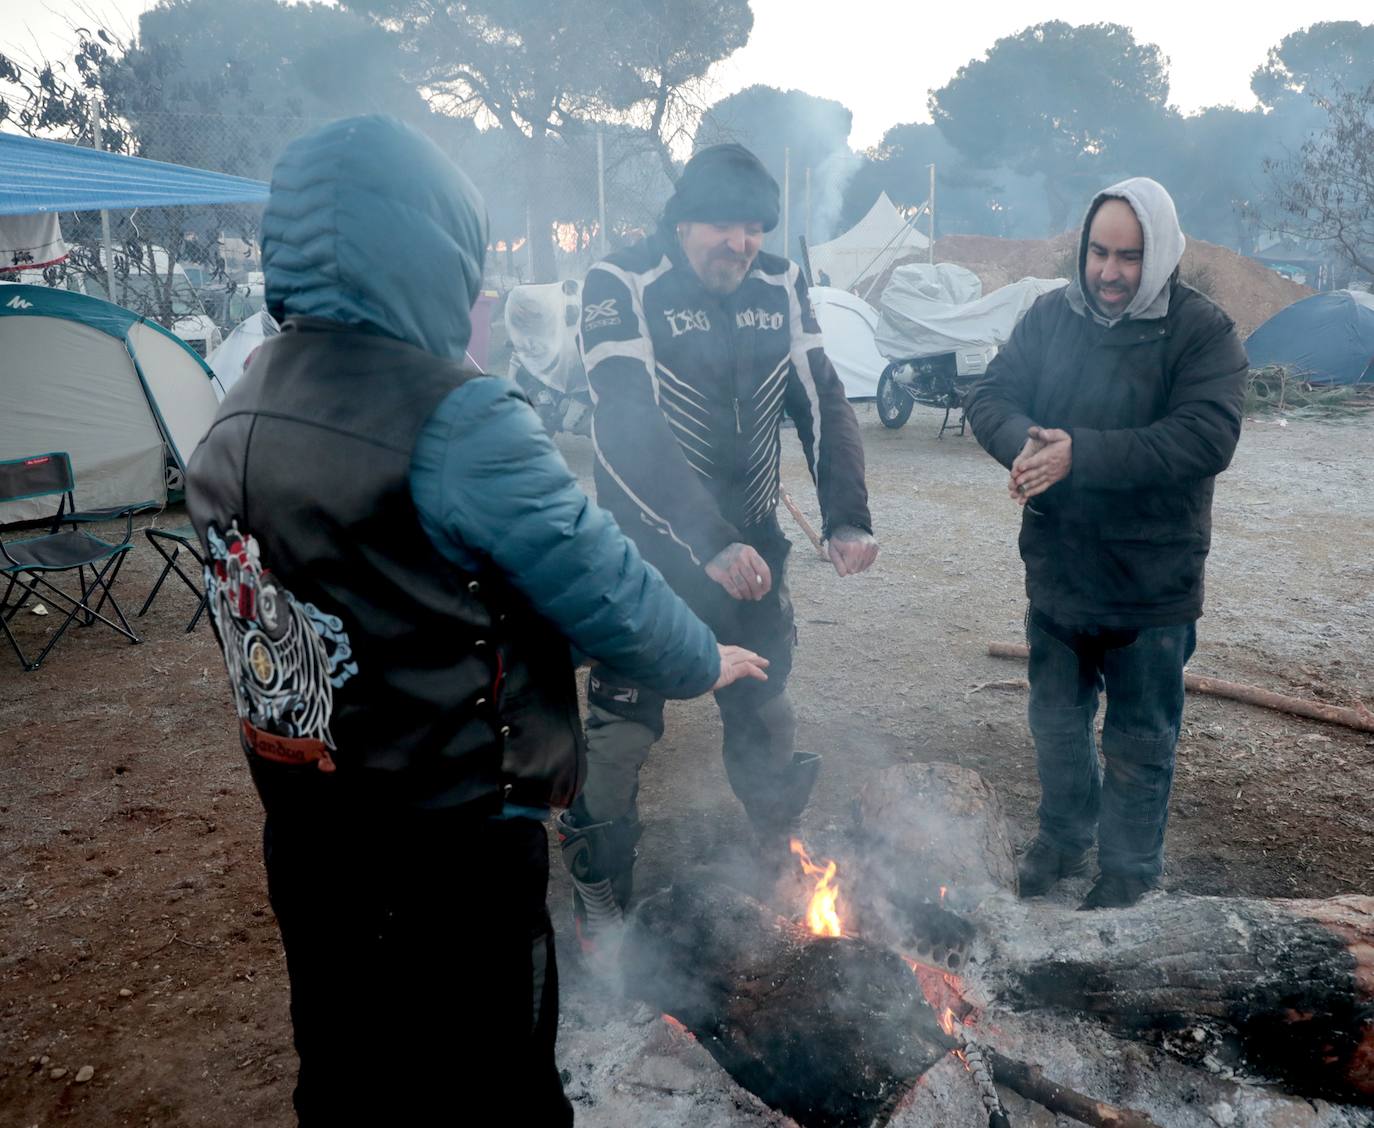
[789,837,1011,1127]
[621,763,1374,1128]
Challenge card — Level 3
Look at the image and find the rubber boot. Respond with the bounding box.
[555,804,641,977]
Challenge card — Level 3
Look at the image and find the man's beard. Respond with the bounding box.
[1092,281,1133,314]
[701,251,753,294]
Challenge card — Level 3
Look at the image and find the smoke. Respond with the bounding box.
[808,147,862,245]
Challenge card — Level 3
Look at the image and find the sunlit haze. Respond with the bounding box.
[8,0,1374,149]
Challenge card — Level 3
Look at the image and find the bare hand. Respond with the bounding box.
[706,542,772,601]
[712,644,770,691]
[826,525,879,577]
[1009,426,1071,504]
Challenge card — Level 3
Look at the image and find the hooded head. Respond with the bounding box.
[661,143,780,295]
[261,115,488,362]
[1071,176,1185,326]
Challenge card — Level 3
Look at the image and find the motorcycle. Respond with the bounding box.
[875,351,987,437]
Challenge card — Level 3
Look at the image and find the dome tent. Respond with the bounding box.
[1246,290,1374,386]
[0,284,222,523]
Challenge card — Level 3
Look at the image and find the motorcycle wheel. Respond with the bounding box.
[876,366,914,429]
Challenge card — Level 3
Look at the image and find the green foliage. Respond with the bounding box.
[1243,365,1364,415]
[341,0,752,278]
[841,121,1049,238]
[929,22,1172,232]
[1252,21,1374,110]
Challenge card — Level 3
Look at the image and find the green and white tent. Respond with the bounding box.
[0,283,222,523]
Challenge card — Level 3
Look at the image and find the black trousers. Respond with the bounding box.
[263,804,572,1126]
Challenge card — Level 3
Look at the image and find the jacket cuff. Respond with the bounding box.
[994,413,1038,470]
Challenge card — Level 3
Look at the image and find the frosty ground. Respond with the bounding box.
[2,403,1372,1126]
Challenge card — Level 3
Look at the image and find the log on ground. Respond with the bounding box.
[972,893,1374,1105]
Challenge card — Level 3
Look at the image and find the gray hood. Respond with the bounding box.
[1067,176,1185,326]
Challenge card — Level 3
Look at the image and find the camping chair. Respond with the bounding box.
[137,525,208,633]
[0,452,156,672]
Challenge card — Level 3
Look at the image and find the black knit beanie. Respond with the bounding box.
[662,143,780,233]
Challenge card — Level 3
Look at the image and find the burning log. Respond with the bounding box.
[972,892,1374,1105]
[621,879,951,1127]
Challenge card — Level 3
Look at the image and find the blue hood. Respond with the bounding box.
[261,115,487,362]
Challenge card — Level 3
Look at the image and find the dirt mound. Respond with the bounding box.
[881,232,1315,338]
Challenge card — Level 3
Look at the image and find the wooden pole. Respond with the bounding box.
[781,490,828,560]
[987,642,1374,733]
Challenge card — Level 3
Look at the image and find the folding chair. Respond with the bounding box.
[137,525,209,633]
[0,452,156,672]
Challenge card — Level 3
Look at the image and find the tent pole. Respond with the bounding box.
[596,129,608,258]
[928,162,936,265]
[92,100,116,299]
[782,147,790,260]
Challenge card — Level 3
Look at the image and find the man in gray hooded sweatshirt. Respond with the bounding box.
[964,177,1247,909]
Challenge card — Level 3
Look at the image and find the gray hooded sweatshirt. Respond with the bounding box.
[1066,176,1187,327]
[963,176,1249,628]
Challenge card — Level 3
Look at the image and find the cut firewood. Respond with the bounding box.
[971,892,1374,1105]
[986,641,1374,734]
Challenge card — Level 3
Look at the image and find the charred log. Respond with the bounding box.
[973,893,1374,1105]
[621,880,951,1128]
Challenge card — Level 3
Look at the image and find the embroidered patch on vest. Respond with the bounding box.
[204,521,357,772]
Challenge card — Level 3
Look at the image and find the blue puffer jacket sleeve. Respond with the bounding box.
[410,375,721,698]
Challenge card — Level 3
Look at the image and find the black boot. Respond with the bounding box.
[1078,872,1154,910]
[1016,835,1091,898]
[555,803,641,973]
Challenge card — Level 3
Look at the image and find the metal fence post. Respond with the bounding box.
[92,99,116,298]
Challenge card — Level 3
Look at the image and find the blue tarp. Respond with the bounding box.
[1246,290,1374,386]
[0,132,269,216]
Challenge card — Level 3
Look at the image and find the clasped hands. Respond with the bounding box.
[1009,426,1071,506]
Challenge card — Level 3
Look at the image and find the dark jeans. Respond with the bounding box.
[1026,611,1196,882]
[263,804,572,1127]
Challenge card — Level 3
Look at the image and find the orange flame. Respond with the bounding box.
[789,838,844,937]
[940,1007,959,1038]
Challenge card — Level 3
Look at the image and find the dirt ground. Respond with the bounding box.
[3,403,1374,1126]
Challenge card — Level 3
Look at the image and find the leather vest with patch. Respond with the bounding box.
[187,318,583,812]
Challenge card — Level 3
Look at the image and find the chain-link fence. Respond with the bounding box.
[11,104,673,364]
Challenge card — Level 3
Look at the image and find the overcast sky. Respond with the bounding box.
[7,0,1373,149]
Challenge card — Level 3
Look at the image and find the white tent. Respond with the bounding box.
[0,284,221,522]
[208,310,279,398]
[807,192,930,294]
[810,286,887,399]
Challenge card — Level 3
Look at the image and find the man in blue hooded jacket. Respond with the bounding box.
[187,116,766,1125]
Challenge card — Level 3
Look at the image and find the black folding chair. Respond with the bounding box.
[0,452,156,672]
[137,525,209,633]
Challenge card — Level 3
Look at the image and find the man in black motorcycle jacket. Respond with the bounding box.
[560,143,878,962]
